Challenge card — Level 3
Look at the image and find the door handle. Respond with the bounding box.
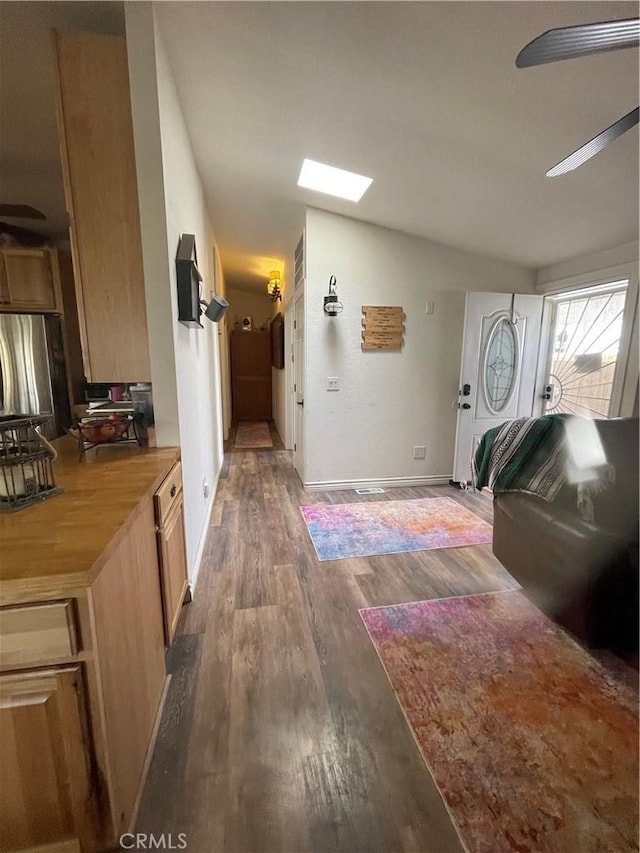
[462,403,471,410]
[296,399,304,407]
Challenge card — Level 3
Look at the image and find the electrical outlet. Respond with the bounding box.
[327,376,339,391]
[413,445,426,460]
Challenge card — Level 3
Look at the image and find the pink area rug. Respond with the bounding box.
[300,497,492,561]
[360,590,639,853]
[234,421,273,449]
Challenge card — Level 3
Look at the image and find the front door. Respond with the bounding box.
[293,290,305,480]
[452,292,545,484]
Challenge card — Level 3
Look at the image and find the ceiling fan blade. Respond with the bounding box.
[516,18,639,67]
[0,204,46,220]
[546,106,639,177]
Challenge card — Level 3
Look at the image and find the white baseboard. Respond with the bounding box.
[188,465,220,595]
[304,474,452,492]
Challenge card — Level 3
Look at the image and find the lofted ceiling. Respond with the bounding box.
[0,2,638,292]
[156,1,639,291]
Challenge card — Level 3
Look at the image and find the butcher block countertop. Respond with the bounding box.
[0,436,180,604]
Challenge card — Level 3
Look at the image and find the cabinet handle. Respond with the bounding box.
[170,484,177,498]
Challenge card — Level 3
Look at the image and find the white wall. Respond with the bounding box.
[126,3,225,588]
[226,287,273,331]
[126,4,179,448]
[536,240,639,289]
[303,208,536,487]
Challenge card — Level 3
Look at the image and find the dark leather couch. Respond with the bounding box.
[493,417,639,657]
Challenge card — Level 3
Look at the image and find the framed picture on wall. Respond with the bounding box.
[270,312,284,369]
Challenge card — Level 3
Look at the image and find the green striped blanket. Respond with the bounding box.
[473,414,570,501]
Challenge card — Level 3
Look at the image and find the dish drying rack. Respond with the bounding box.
[0,415,62,512]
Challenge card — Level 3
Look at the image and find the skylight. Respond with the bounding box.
[297,159,372,202]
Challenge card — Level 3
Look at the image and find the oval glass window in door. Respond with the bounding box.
[483,318,518,413]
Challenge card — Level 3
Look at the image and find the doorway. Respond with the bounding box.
[229,330,272,421]
[453,280,638,484]
[542,280,631,419]
[293,289,305,481]
[452,292,545,484]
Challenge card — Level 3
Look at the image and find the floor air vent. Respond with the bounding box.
[355,487,385,495]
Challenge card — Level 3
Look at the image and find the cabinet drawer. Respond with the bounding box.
[155,461,182,527]
[0,601,79,670]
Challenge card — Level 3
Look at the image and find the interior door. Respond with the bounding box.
[452,292,545,484]
[230,331,272,420]
[293,290,305,480]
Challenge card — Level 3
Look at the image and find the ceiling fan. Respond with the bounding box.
[516,18,639,176]
[0,205,48,247]
[0,204,46,220]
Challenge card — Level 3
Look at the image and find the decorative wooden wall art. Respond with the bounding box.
[361,306,405,350]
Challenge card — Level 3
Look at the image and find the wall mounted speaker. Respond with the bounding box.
[204,296,229,323]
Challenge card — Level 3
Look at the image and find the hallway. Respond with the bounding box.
[136,447,516,851]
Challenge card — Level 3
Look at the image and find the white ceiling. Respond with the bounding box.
[156,1,639,290]
[1,2,638,291]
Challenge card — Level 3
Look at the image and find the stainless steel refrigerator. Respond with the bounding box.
[0,313,71,438]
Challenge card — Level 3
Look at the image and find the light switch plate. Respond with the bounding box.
[327,377,339,391]
[425,301,435,315]
[413,445,426,459]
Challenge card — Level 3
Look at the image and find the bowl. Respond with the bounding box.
[78,416,129,444]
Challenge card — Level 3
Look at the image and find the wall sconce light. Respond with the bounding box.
[323,274,343,316]
[267,270,282,302]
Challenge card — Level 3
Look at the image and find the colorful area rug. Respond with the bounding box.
[234,421,273,449]
[360,590,639,853]
[300,497,492,561]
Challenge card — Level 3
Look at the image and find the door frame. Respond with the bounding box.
[452,291,545,484]
[536,261,639,417]
[292,286,305,481]
[281,297,295,450]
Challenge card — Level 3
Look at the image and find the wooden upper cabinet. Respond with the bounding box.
[0,247,63,313]
[53,30,151,384]
[0,666,92,852]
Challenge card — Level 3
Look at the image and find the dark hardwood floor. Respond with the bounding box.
[136,446,518,852]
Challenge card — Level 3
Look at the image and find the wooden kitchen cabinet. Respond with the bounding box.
[155,463,189,645]
[0,666,92,852]
[0,442,182,849]
[53,30,151,384]
[90,497,167,835]
[0,247,63,313]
